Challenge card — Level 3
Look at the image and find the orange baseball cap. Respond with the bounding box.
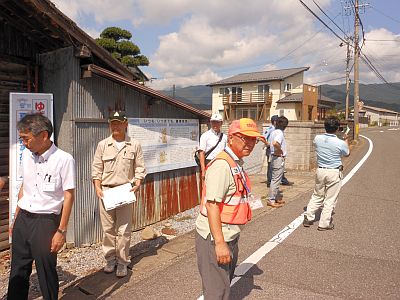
[228,118,265,140]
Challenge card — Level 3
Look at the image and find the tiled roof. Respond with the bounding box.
[362,105,399,114]
[208,67,309,86]
[277,93,303,103]
[319,95,341,104]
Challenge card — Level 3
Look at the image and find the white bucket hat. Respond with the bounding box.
[210,112,223,122]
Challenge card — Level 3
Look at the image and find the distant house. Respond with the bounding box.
[359,104,399,126]
[208,67,318,122]
[317,95,341,120]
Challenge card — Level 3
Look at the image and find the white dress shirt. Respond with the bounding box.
[18,143,75,214]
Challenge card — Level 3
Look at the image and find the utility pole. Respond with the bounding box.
[345,37,351,120]
[172,84,176,98]
[353,0,360,140]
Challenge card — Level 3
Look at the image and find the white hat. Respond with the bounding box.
[210,112,223,122]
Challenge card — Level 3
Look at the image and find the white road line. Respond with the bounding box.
[197,135,373,299]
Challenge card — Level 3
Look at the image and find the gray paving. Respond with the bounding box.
[61,127,400,299]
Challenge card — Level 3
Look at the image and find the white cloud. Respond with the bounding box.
[52,0,400,90]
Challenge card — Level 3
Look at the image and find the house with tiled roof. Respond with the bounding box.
[359,104,399,126]
[208,67,318,122]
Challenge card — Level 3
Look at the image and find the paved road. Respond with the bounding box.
[109,127,400,300]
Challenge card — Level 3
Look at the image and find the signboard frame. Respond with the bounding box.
[9,93,54,227]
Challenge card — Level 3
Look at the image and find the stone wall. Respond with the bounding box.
[204,120,326,174]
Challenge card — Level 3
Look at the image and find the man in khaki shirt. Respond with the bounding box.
[92,111,146,277]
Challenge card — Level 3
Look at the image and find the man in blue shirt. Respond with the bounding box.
[303,116,350,230]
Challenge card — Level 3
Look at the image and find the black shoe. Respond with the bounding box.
[267,182,270,187]
[281,181,294,186]
[317,224,335,231]
[303,216,313,227]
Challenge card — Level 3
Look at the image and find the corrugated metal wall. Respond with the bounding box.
[74,122,108,245]
[40,47,202,247]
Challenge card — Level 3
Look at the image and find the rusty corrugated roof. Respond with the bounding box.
[208,67,309,86]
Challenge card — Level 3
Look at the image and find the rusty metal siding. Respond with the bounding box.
[132,167,200,230]
[39,47,203,246]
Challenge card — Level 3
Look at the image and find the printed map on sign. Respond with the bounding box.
[128,118,199,173]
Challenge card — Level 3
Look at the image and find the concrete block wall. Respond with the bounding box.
[284,121,325,171]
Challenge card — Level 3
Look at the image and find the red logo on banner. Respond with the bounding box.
[35,101,45,112]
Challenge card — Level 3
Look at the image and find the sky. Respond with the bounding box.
[52,0,400,91]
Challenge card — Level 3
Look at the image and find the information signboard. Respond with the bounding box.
[128,118,199,174]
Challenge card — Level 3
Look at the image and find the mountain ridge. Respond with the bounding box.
[159,82,400,112]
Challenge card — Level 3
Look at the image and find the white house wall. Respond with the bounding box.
[211,72,305,120]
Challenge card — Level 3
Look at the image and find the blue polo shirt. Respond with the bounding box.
[314,133,349,168]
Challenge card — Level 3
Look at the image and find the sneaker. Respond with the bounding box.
[104,260,116,274]
[266,201,283,208]
[303,216,313,227]
[116,264,128,278]
[317,224,335,231]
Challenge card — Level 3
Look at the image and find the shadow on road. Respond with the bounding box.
[231,263,263,300]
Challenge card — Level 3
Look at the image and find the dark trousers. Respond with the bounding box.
[196,232,239,300]
[7,210,60,300]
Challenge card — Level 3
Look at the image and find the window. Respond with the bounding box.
[258,84,270,94]
[279,109,284,116]
[231,86,243,102]
[308,106,313,120]
[258,84,270,101]
[219,87,230,95]
[284,83,292,92]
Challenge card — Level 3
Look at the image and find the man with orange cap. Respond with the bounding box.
[195,118,264,300]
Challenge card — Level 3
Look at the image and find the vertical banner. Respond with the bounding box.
[9,93,53,226]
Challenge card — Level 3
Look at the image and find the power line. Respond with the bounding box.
[299,0,347,44]
[312,0,349,38]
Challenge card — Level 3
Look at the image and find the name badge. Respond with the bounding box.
[248,194,263,210]
[43,182,56,192]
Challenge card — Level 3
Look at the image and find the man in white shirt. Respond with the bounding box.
[268,116,289,208]
[198,113,227,180]
[8,114,75,300]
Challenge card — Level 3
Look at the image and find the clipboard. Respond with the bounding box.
[102,183,136,211]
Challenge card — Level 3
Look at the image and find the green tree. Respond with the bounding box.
[96,27,149,68]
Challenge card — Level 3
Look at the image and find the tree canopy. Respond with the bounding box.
[96,26,149,68]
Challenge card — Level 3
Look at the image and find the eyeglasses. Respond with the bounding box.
[235,134,259,144]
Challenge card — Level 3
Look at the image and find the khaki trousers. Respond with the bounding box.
[305,168,342,228]
[99,198,133,266]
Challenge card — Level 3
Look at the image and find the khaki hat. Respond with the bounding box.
[228,118,265,141]
[108,111,127,122]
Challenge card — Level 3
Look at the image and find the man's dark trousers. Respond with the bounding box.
[7,210,60,300]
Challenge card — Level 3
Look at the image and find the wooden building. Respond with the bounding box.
[0,0,210,250]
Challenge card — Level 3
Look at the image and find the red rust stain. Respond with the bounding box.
[179,169,200,212]
[144,176,155,222]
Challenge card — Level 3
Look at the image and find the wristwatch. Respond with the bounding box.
[57,228,67,235]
